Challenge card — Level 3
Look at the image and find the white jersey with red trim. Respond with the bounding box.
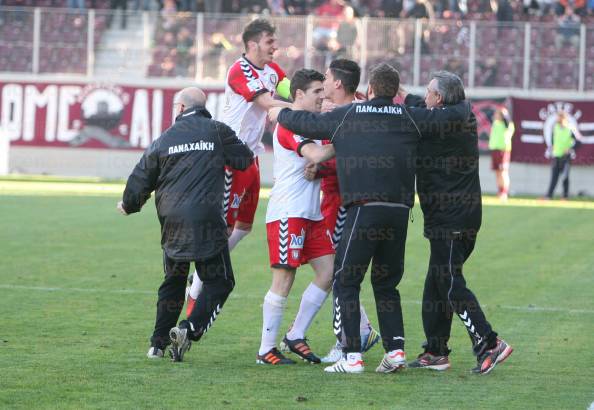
[222,55,285,157]
[266,124,323,223]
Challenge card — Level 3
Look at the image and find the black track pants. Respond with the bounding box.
[332,204,409,353]
[422,237,497,356]
[150,247,235,348]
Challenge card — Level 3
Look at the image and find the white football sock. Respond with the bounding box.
[286,283,329,340]
[360,304,371,337]
[228,228,250,251]
[188,271,202,299]
[258,291,287,356]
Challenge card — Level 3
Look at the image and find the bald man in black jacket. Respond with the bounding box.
[118,87,253,362]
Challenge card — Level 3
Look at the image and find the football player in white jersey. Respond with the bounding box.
[186,19,291,314]
[257,69,336,365]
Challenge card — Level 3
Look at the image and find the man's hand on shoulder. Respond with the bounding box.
[268,106,287,123]
[117,201,128,216]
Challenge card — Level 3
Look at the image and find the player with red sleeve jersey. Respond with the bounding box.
[257,69,336,365]
[186,19,291,313]
[312,59,382,363]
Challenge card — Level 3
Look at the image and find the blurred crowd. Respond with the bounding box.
[2,0,593,20]
[131,0,594,20]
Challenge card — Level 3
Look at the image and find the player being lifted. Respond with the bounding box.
[313,59,381,363]
[257,69,335,365]
[186,19,291,313]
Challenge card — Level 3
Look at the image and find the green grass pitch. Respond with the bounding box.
[0,182,593,409]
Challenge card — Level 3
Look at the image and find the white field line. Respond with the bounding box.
[1,284,592,315]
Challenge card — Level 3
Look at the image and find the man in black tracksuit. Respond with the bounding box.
[403,71,513,375]
[273,63,468,373]
[118,87,253,361]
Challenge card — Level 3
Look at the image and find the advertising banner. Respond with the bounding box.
[0,81,227,150]
[511,98,594,165]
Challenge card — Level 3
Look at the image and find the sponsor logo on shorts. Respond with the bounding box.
[230,190,245,209]
[290,228,305,249]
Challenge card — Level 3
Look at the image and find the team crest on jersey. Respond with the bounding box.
[270,73,278,86]
[230,191,245,209]
[290,228,305,250]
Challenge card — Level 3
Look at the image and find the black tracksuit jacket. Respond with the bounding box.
[122,105,253,261]
[277,96,470,210]
[404,94,482,239]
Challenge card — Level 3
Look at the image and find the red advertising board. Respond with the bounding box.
[511,98,594,165]
[0,81,226,150]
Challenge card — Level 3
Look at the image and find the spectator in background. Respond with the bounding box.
[443,56,465,79]
[313,0,345,51]
[67,0,86,11]
[334,6,358,59]
[545,111,583,199]
[176,26,195,77]
[241,0,270,13]
[161,0,177,31]
[495,0,514,21]
[267,0,287,14]
[555,6,580,49]
[205,0,223,13]
[489,107,514,201]
[284,0,312,14]
[478,57,498,86]
[179,0,198,12]
[406,0,432,17]
[108,0,128,29]
[556,0,586,15]
[379,0,404,16]
[161,54,176,76]
[134,0,153,11]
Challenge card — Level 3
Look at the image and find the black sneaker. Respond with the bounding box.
[408,352,451,371]
[472,338,513,374]
[256,347,296,365]
[169,327,192,362]
[280,336,321,364]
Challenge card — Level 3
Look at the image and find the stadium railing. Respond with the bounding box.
[0,7,593,91]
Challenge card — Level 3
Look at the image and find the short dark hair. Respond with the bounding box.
[368,63,400,98]
[290,69,325,99]
[431,71,466,105]
[242,18,276,49]
[329,59,361,94]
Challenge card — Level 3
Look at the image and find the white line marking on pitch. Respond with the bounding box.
[1,284,592,315]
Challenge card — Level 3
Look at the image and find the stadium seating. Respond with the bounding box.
[0,3,109,74]
[0,5,593,90]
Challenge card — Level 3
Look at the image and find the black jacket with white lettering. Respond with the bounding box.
[277,96,468,210]
[404,94,482,239]
[122,105,253,261]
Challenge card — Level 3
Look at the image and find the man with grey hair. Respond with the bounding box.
[117,86,253,362]
[271,63,471,374]
[400,71,513,375]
